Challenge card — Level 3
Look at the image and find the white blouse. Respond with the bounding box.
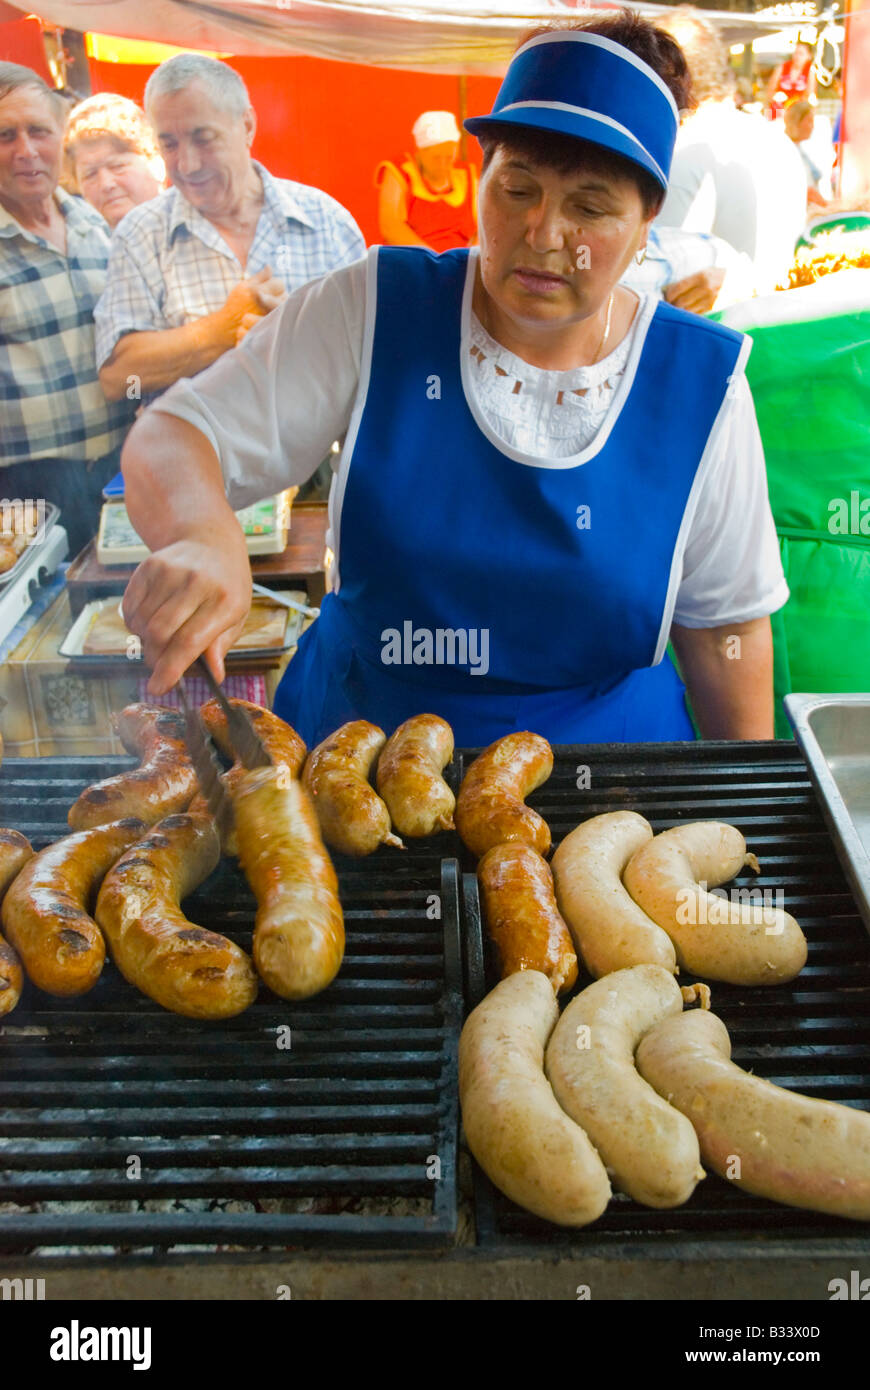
[153,248,789,632]
[468,308,634,458]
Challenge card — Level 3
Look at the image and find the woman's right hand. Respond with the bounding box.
[122,527,252,695]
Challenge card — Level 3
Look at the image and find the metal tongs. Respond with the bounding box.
[178,660,272,842]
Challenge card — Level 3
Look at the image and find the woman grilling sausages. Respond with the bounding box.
[120,12,788,747]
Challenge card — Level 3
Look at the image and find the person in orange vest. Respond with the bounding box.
[375,110,477,252]
[766,41,817,121]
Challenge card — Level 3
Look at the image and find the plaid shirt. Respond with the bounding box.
[0,189,134,466]
[95,162,365,368]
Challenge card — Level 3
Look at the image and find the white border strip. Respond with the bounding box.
[498,100,668,188]
[327,245,379,594]
[651,333,753,665]
[514,30,680,126]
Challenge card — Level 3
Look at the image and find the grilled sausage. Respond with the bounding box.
[551,812,677,978]
[2,818,145,997]
[95,811,258,1018]
[0,829,32,899]
[545,965,705,1207]
[455,732,552,859]
[376,714,455,837]
[302,720,403,856]
[459,971,611,1227]
[0,829,31,1017]
[234,767,345,1000]
[189,699,307,855]
[637,1008,870,1222]
[623,822,807,985]
[478,844,577,995]
[68,705,198,830]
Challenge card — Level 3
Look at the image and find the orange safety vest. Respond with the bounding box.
[771,57,812,118]
[375,155,477,252]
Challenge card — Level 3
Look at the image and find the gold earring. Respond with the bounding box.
[635,246,647,266]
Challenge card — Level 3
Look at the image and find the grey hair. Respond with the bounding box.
[0,61,67,124]
[144,54,250,119]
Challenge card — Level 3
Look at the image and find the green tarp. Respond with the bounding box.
[717,271,870,737]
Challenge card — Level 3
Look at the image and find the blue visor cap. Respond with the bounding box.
[465,31,679,193]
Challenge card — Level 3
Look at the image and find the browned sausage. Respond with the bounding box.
[0,829,31,1017]
[189,699,307,855]
[68,705,198,830]
[302,720,403,856]
[456,732,553,859]
[376,714,455,837]
[478,843,578,995]
[0,829,33,899]
[2,818,146,997]
[234,767,345,1000]
[95,812,258,1018]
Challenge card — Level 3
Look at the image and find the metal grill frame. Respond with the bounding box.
[0,757,463,1256]
[458,740,870,1262]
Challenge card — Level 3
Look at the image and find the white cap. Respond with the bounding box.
[412,110,460,148]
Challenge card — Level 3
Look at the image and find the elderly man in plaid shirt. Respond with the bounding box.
[95,54,365,409]
[0,62,135,556]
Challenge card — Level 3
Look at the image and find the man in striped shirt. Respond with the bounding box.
[95,54,365,408]
[0,62,134,556]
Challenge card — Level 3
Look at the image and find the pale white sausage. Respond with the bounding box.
[459,971,611,1227]
[551,812,676,977]
[545,965,704,1207]
[623,822,807,985]
[637,1008,870,1222]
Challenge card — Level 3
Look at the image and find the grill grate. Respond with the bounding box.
[459,740,870,1249]
[0,758,462,1253]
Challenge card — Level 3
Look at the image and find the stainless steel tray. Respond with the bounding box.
[0,502,60,590]
[785,692,870,933]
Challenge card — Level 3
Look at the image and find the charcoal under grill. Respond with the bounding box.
[459,740,870,1252]
[0,758,462,1252]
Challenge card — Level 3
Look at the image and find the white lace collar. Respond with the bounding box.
[469,309,635,392]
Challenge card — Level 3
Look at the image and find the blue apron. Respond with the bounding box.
[275,247,746,747]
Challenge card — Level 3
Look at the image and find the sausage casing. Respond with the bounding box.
[460,971,611,1227]
[637,1008,870,1221]
[376,714,455,837]
[234,768,345,1000]
[303,720,402,856]
[95,812,258,1018]
[68,705,198,830]
[456,732,553,859]
[551,812,677,978]
[2,818,146,997]
[545,965,704,1208]
[189,699,307,855]
[0,830,30,1017]
[478,843,577,995]
[0,828,33,899]
[623,822,807,985]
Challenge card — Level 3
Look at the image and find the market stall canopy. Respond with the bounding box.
[4,0,792,72]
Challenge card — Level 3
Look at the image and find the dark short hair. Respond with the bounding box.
[477,9,694,217]
[0,62,68,124]
[478,128,666,219]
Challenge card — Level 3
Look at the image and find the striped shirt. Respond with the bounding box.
[0,188,134,466]
[94,161,366,369]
